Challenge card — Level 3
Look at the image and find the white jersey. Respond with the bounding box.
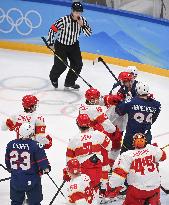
[109,144,166,191]
[79,104,116,134]
[68,174,92,205]
[66,130,112,163]
[12,110,44,128]
[106,105,128,131]
[2,111,48,145]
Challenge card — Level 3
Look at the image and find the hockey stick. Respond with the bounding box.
[41,37,93,88]
[161,186,169,194]
[94,57,119,82]
[0,164,10,172]
[94,57,125,94]
[47,173,66,199]
[0,177,11,183]
[161,144,169,150]
[49,180,66,205]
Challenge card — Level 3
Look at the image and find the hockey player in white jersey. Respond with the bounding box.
[101,72,133,132]
[105,71,135,121]
[66,113,112,193]
[79,87,117,138]
[66,159,94,205]
[108,133,167,205]
[1,95,52,149]
[79,88,122,167]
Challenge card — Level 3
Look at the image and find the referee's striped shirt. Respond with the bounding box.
[47,15,92,46]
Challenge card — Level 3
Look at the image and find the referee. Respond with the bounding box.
[47,2,92,90]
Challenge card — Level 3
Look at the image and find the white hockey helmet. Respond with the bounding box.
[136,82,149,95]
[127,66,138,77]
[19,123,35,139]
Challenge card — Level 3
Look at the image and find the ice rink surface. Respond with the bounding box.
[0,48,169,204]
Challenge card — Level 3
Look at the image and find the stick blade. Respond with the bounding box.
[98,56,103,62]
[161,186,169,194]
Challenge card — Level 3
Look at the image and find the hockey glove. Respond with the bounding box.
[44,135,52,149]
[111,127,122,150]
[147,93,154,100]
[63,168,71,182]
[39,165,51,176]
[43,167,51,174]
[152,143,158,147]
[6,119,16,131]
[104,94,123,108]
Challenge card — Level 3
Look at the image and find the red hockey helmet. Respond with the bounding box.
[85,87,100,101]
[76,114,90,127]
[133,133,147,149]
[22,95,39,109]
[67,159,81,175]
[118,72,133,82]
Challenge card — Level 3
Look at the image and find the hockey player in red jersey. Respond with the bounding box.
[65,159,94,205]
[2,95,52,149]
[66,113,112,193]
[108,133,167,205]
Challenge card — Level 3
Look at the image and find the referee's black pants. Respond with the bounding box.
[50,40,83,87]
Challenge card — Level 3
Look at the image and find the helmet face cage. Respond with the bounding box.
[133,133,147,148]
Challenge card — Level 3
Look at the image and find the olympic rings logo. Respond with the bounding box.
[0,8,42,36]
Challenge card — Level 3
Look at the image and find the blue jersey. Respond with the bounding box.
[131,80,138,97]
[116,96,161,135]
[5,139,50,191]
[115,80,138,99]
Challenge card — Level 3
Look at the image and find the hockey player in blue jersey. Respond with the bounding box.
[126,65,138,97]
[5,123,51,205]
[115,82,161,153]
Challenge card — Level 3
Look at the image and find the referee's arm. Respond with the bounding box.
[47,18,64,45]
[81,17,92,36]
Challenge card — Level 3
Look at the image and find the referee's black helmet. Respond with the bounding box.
[71,2,83,12]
